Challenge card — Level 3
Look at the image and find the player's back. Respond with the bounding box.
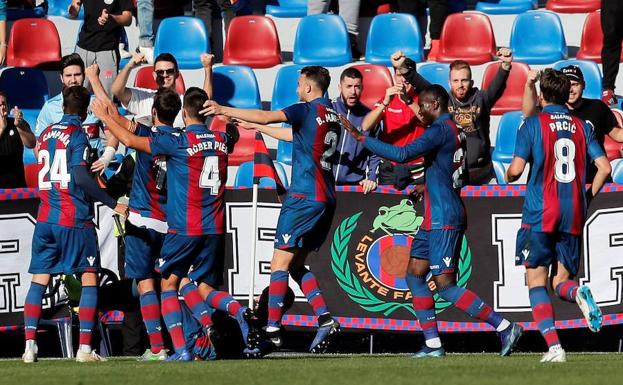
[36,116,93,227]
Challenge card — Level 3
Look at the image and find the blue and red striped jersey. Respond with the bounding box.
[514,104,604,235]
[363,113,467,231]
[149,124,233,236]
[281,98,341,203]
[36,114,94,228]
[128,124,178,222]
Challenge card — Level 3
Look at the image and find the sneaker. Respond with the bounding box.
[412,346,446,358]
[119,44,132,60]
[576,285,603,333]
[76,350,107,362]
[264,328,283,349]
[540,347,566,363]
[236,307,260,350]
[22,345,38,363]
[138,46,154,64]
[499,323,523,356]
[165,350,192,362]
[309,319,340,353]
[602,89,618,106]
[138,348,168,361]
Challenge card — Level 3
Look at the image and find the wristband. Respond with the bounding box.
[99,146,117,167]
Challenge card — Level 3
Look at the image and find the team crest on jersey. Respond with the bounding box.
[330,199,472,315]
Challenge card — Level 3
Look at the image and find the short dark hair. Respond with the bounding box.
[301,66,331,94]
[449,60,472,79]
[183,87,208,121]
[60,53,85,75]
[62,86,91,116]
[153,88,181,125]
[154,53,179,73]
[340,67,363,82]
[540,68,570,105]
[420,84,449,111]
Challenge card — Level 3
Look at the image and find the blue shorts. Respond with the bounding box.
[515,228,580,276]
[410,229,463,276]
[30,222,100,275]
[274,196,335,251]
[159,233,224,286]
[124,221,166,280]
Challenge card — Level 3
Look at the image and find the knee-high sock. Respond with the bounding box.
[78,285,98,346]
[291,267,329,316]
[555,280,578,303]
[24,282,46,341]
[529,286,561,348]
[405,273,440,346]
[437,283,508,330]
[267,270,289,329]
[160,290,186,353]
[139,290,164,353]
[205,290,242,318]
[180,282,212,327]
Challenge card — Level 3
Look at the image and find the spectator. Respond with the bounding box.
[332,67,380,193]
[0,92,35,188]
[0,0,6,66]
[36,54,117,174]
[69,0,133,96]
[600,0,623,106]
[361,52,426,190]
[136,0,154,63]
[392,0,449,60]
[194,0,244,62]
[308,0,363,60]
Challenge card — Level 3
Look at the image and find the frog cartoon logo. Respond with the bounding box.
[330,199,472,316]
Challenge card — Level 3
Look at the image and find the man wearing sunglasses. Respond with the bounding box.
[112,51,215,128]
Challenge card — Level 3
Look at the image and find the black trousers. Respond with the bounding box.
[194,0,236,61]
[395,0,448,40]
[601,0,623,90]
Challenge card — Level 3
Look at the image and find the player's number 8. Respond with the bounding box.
[554,138,576,183]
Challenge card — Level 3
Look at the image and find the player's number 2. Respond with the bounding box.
[320,131,338,171]
[38,149,71,190]
[554,138,576,183]
[199,156,221,195]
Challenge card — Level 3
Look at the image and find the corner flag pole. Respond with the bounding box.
[248,182,259,307]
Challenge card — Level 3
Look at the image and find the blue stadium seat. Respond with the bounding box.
[293,14,352,66]
[234,161,289,188]
[553,59,602,100]
[365,13,424,65]
[492,111,524,183]
[212,65,262,109]
[612,159,623,184]
[265,0,307,18]
[510,10,567,64]
[475,0,537,15]
[154,17,209,69]
[277,137,293,165]
[271,64,305,111]
[417,63,450,91]
[6,6,46,20]
[48,0,84,18]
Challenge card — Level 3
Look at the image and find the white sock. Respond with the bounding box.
[25,339,37,351]
[79,344,92,354]
[265,326,279,333]
[496,319,511,332]
[425,337,442,349]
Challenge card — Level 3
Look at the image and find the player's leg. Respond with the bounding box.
[180,278,213,329]
[77,272,101,361]
[264,247,295,347]
[136,278,167,360]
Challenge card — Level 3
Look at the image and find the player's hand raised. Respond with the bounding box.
[200,100,222,116]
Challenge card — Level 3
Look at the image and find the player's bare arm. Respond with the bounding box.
[234,119,293,142]
[505,156,527,183]
[590,156,612,198]
[200,100,288,125]
[112,52,146,107]
[522,70,540,117]
[92,99,151,154]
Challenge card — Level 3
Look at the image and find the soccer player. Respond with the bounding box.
[342,84,523,358]
[506,69,611,363]
[201,66,342,353]
[92,87,258,361]
[23,86,128,363]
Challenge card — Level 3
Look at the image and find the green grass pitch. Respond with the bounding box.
[0,353,621,385]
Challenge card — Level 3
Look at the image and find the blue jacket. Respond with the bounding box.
[332,97,381,185]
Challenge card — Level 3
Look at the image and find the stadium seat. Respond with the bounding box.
[154,17,209,69]
[417,63,450,91]
[510,11,567,64]
[7,19,62,69]
[277,139,292,165]
[492,111,523,183]
[271,64,305,111]
[133,66,186,95]
[605,109,623,161]
[612,159,623,184]
[436,12,496,65]
[209,116,256,166]
[0,67,48,110]
[212,65,262,109]
[351,64,394,109]
[24,164,38,188]
[234,161,289,188]
[546,0,600,14]
[481,62,530,115]
[365,13,424,65]
[475,0,537,15]
[265,0,307,18]
[577,11,623,64]
[6,6,46,20]
[48,0,84,18]
[293,14,352,66]
[552,60,602,100]
[223,16,281,68]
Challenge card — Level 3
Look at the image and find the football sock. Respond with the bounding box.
[405,273,441,348]
[139,290,165,353]
[24,282,46,341]
[78,285,98,346]
[180,282,212,327]
[161,290,186,353]
[205,290,242,318]
[291,267,329,317]
[437,284,507,330]
[529,286,561,348]
[555,280,578,303]
[267,270,289,329]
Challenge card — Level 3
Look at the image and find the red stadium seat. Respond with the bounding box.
[24,164,38,188]
[7,18,61,69]
[209,116,255,166]
[350,64,393,109]
[133,66,186,95]
[436,12,497,65]
[577,10,623,63]
[605,109,623,161]
[223,16,282,68]
[546,0,600,14]
[481,62,530,115]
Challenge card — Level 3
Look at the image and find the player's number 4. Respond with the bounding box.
[38,149,71,190]
[554,138,576,183]
[200,156,221,195]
